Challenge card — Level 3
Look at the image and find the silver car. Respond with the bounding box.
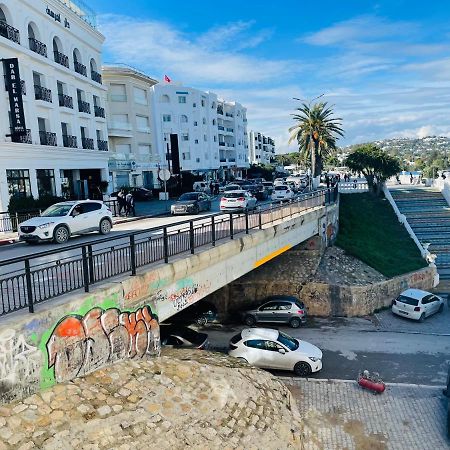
[241,296,307,328]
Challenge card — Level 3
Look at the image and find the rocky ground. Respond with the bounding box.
[0,350,303,450]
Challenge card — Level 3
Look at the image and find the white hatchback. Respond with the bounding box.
[18,200,113,244]
[229,328,322,377]
[391,288,444,321]
[271,185,295,201]
[220,190,257,211]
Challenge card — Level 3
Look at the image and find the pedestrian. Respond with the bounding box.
[410,172,413,184]
[117,189,126,216]
[325,174,330,189]
[125,192,135,217]
[209,181,214,195]
[215,182,219,195]
[353,179,357,189]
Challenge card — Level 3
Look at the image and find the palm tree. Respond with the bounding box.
[289,101,344,184]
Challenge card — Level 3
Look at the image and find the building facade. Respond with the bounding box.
[248,131,275,165]
[103,66,159,190]
[0,0,109,211]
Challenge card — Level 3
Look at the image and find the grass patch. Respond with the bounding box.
[335,193,427,278]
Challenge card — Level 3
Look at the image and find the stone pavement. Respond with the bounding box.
[283,377,449,450]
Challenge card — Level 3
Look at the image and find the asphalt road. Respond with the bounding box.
[198,317,450,385]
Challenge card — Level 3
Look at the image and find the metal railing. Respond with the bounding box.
[78,100,91,114]
[0,21,20,44]
[62,134,77,148]
[34,85,52,102]
[94,105,105,118]
[81,137,94,149]
[0,210,41,233]
[54,50,69,68]
[29,37,47,57]
[97,139,108,151]
[11,128,32,144]
[0,189,338,317]
[91,70,102,83]
[59,93,73,108]
[74,61,87,76]
[39,131,57,146]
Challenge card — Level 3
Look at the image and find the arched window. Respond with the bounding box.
[28,23,46,57]
[0,7,7,23]
[73,48,86,76]
[161,94,170,103]
[0,6,19,43]
[181,115,188,123]
[90,58,101,83]
[52,36,68,67]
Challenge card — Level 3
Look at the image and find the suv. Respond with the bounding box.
[241,295,307,328]
[18,200,113,244]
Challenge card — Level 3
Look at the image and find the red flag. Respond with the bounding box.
[164,75,171,83]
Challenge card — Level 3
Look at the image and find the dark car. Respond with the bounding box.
[169,302,218,326]
[160,324,209,349]
[243,183,267,201]
[170,192,211,215]
[240,295,307,328]
[111,187,153,201]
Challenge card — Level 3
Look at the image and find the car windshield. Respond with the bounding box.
[396,295,419,306]
[42,204,73,217]
[224,185,240,191]
[224,192,245,198]
[179,193,198,201]
[274,186,287,191]
[277,331,299,351]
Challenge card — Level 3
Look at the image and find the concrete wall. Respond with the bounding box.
[0,202,337,404]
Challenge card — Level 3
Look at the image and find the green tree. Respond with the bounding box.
[288,101,344,182]
[345,144,401,195]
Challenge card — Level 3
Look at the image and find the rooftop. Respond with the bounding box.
[57,0,97,28]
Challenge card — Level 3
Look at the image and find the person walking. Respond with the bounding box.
[117,189,126,216]
[410,172,413,184]
[125,192,135,217]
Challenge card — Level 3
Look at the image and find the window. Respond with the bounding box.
[138,144,151,156]
[260,302,279,311]
[278,303,292,310]
[82,202,102,213]
[194,121,198,126]
[110,83,127,102]
[244,340,265,349]
[182,152,190,160]
[203,135,207,142]
[202,118,206,125]
[115,144,131,154]
[136,115,150,131]
[112,114,129,129]
[196,157,200,163]
[193,102,196,107]
[201,99,205,107]
[178,96,186,104]
[182,133,189,141]
[194,139,199,144]
[133,87,148,105]
[213,136,217,142]
[162,114,171,122]
[161,94,170,103]
[7,170,32,198]
[212,119,216,125]
[181,115,188,123]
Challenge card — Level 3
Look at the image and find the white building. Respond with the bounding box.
[149,83,249,181]
[0,0,109,211]
[248,131,275,165]
[103,65,159,190]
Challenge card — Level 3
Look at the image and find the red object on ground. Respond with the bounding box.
[358,375,386,393]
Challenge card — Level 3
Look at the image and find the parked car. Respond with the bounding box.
[391,288,445,322]
[18,200,113,244]
[160,324,209,349]
[220,190,257,211]
[273,178,286,186]
[271,185,295,202]
[111,187,153,201]
[171,192,211,215]
[223,184,242,192]
[169,301,217,326]
[244,183,268,201]
[193,181,210,193]
[241,296,307,328]
[229,328,322,376]
[262,181,274,195]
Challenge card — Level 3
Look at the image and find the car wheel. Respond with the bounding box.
[237,357,248,364]
[53,225,69,244]
[294,361,312,377]
[193,205,199,215]
[419,313,425,323]
[244,315,256,326]
[289,317,301,328]
[439,303,444,313]
[196,316,207,326]
[99,218,112,235]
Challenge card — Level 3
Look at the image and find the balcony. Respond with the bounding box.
[218,126,225,131]
[11,129,31,144]
[34,85,52,102]
[0,22,20,44]
[81,137,94,150]
[39,131,57,146]
[219,142,226,147]
[94,105,105,118]
[226,128,234,133]
[29,38,47,57]
[225,113,234,118]
[91,71,102,84]
[59,94,73,109]
[78,100,91,114]
[4,76,26,95]
[54,51,69,68]
[74,61,87,77]
[107,121,133,138]
[97,140,108,151]
[62,134,77,148]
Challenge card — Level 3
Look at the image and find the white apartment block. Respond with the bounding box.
[0,0,109,210]
[248,131,275,165]
[103,66,159,190]
[149,83,249,180]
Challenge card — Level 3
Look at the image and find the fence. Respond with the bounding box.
[338,181,369,193]
[0,188,338,317]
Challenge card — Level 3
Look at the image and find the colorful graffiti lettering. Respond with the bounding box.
[46,305,160,383]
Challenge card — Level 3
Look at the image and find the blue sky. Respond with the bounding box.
[91,0,450,152]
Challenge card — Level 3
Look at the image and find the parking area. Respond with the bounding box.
[283,377,449,450]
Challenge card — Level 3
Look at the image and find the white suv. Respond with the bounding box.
[18,200,113,244]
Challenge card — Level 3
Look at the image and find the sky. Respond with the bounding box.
[90,0,450,153]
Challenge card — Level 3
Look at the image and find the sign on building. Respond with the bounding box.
[3,58,26,137]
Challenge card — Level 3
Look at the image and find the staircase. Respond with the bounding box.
[389,187,450,284]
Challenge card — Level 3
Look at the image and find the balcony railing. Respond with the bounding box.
[39,131,57,146]
[34,85,52,102]
[218,126,225,131]
[74,61,87,76]
[62,135,77,148]
[78,100,91,114]
[97,140,108,151]
[226,128,234,132]
[225,113,234,117]
[219,142,226,146]
[54,50,69,68]
[58,94,73,108]
[91,71,102,84]
[94,105,105,118]
[29,38,47,57]
[11,129,32,144]
[0,21,20,44]
[4,76,26,95]
[81,137,94,149]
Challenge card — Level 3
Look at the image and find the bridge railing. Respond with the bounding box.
[0,188,338,317]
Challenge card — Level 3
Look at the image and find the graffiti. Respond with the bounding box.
[0,329,40,398]
[46,305,159,383]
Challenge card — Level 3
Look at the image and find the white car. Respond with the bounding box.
[220,190,257,211]
[391,288,445,322]
[18,200,113,244]
[273,178,286,187]
[271,185,295,201]
[229,328,322,376]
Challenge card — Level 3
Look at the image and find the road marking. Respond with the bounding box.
[254,245,292,268]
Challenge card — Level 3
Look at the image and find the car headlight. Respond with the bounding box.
[309,357,321,362]
[37,222,54,229]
